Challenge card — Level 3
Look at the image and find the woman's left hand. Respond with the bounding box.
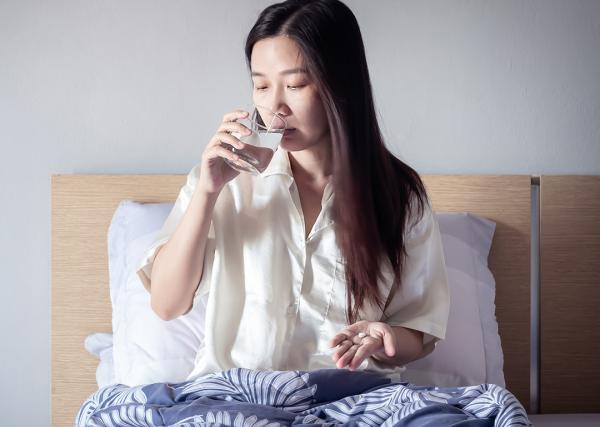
[329,320,397,370]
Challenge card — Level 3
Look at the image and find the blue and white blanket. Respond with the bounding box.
[76,368,531,426]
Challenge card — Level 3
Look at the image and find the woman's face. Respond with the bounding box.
[250,35,330,152]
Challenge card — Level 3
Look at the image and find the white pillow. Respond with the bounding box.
[83,332,116,389]
[107,201,503,387]
[108,201,174,316]
[403,212,505,387]
[107,200,208,386]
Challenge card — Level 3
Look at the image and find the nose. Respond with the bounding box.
[264,105,290,129]
[255,105,287,130]
[270,108,289,129]
[253,87,291,128]
[269,102,291,120]
[266,86,292,118]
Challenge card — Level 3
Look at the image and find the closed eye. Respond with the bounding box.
[254,85,306,91]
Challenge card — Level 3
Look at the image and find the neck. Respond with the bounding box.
[288,143,333,185]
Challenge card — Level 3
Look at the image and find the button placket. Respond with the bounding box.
[288,181,306,238]
[286,232,305,324]
[290,247,306,316]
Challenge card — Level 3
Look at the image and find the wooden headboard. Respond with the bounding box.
[539,176,600,413]
[51,174,533,426]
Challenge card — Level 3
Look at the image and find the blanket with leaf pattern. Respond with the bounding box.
[76,368,531,426]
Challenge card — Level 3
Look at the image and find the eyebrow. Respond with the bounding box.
[251,68,307,77]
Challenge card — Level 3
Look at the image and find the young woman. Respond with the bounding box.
[136,0,449,382]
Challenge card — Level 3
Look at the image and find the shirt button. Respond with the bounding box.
[286,303,296,315]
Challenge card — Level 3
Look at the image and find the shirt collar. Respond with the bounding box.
[321,179,334,206]
[261,147,335,206]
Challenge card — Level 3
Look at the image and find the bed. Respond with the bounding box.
[51,173,600,426]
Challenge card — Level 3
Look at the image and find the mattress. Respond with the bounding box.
[527,413,600,427]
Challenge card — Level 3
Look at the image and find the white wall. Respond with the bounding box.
[1,0,599,424]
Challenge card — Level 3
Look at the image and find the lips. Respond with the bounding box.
[283,128,296,136]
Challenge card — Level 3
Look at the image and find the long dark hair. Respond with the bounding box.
[245,0,428,324]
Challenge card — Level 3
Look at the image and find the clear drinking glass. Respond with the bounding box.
[222,104,287,175]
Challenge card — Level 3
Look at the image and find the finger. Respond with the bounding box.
[206,145,241,164]
[329,321,369,348]
[329,332,352,348]
[332,339,354,362]
[382,330,397,357]
[350,332,369,345]
[337,344,360,369]
[222,110,249,123]
[211,132,246,150]
[217,121,252,137]
[340,323,367,342]
[349,341,379,370]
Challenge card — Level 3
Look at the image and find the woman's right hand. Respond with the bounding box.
[196,109,252,195]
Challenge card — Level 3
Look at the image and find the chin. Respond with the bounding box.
[279,139,308,152]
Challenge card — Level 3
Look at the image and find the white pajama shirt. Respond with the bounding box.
[136,147,450,381]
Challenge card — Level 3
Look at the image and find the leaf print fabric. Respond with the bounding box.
[76,368,532,426]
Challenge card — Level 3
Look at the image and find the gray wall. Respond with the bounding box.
[1,0,599,424]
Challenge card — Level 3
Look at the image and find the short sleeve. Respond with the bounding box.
[135,161,214,301]
[383,196,450,349]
